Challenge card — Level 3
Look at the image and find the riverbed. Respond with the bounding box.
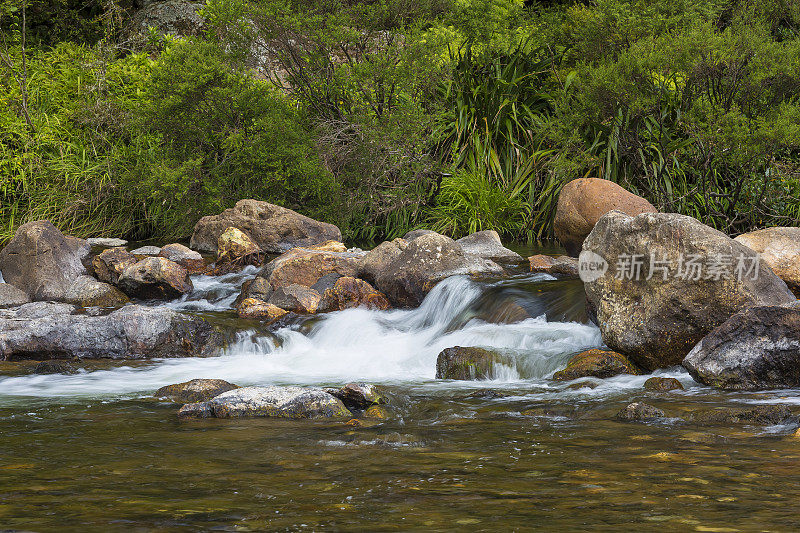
[1,245,800,531]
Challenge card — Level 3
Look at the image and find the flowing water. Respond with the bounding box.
[2,248,800,531]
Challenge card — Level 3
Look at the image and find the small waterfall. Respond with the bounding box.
[0,275,602,401]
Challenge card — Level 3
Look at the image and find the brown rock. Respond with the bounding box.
[643,377,684,391]
[216,227,262,262]
[528,254,578,278]
[259,247,362,291]
[529,254,556,272]
[375,233,503,308]
[159,243,205,273]
[615,402,665,421]
[359,238,408,285]
[236,298,288,323]
[553,349,642,381]
[236,277,273,307]
[118,256,193,299]
[0,220,90,301]
[267,284,321,314]
[93,247,138,284]
[189,199,341,254]
[155,379,238,403]
[735,227,800,296]
[555,178,657,256]
[318,277,391,312]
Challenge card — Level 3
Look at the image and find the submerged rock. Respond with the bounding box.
[0,303,222,360]
[615,402,665,421]
[456,230,522,263]
[583,211,795,370]
[0,283,31,308]
[33,360,77,375]
[735,227,800,296]
[118,257,193,299]
[643,377,684,392]
[155,379,238,403]
[528,254,579,278]
[683,305,800,390]
[435,346,510,380]
[0,220,90,301]
[318,276,390,312]
[359,238,407,285]
[267,284,321,314]
[363,405,390,420]
[159,243,205,273]
[178,402,215,419]
[64,276,129,308]
[202,386,352,419]
[375,233,503,307]
[92,247,138,285]
[190,199,342,254]
[236,298,288,323]
[325,383,386,410]
[553,349,642,381]
[689,405,794,426]
[555,178,657,256]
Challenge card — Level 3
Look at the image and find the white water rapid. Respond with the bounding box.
[0,273,624,402]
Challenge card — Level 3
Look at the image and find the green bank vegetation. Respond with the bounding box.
[1,0,799,245]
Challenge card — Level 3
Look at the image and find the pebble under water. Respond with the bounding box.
[2,256,800,531]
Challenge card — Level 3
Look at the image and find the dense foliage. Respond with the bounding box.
[1,0,798,244]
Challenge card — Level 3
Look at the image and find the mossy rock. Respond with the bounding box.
[553,349,642,381]
[435,346,511,380]
[643,377,684,392]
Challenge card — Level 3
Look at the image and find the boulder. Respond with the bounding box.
[190,200,341,254]
[125,0,205,44]
[92,247,138,285]
[0,283,30,308]
[435,346,510,380]
[118,257,193,299]
[643,377,684,392]
[689,405,794,425]
[552,349,641,381]
[403,229,435,241]
[236,277,273,306]
[456,230,522,263]
[0,303,222,360]
[310,272,343,295]
[34,360,77,374]
[318,277,390,313]
[324,383,385,410]
[267,284,321,314]
[159,243,205,273]
[358,238,407,285]
[735,227,800,296]
[87,237,128,248]
[216,227,262,263]
[130,246,162,257]
[155,379,238,403]
[236,298,288,323]
[64,275,130,307]
[583,211,795,370]
[0,220,90,301]
[555,178,657,256]
[258,247,362,292]
[615,402,665,421]
[375,233,503,307]
[683,305,800,390]
[528,254,579,278]
[200,386,352,419]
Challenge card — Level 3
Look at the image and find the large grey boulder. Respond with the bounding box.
[199,386,352,419]
[375,233,503,307]
[555,178,657,256]
[190,200,342,254]
[735,227,800,296]
[0,283,30,308]
[456,230,522,263]
[582,211,795,370]
[0,304,222,360]
[0,220,90,301]
[683,305,800,390]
